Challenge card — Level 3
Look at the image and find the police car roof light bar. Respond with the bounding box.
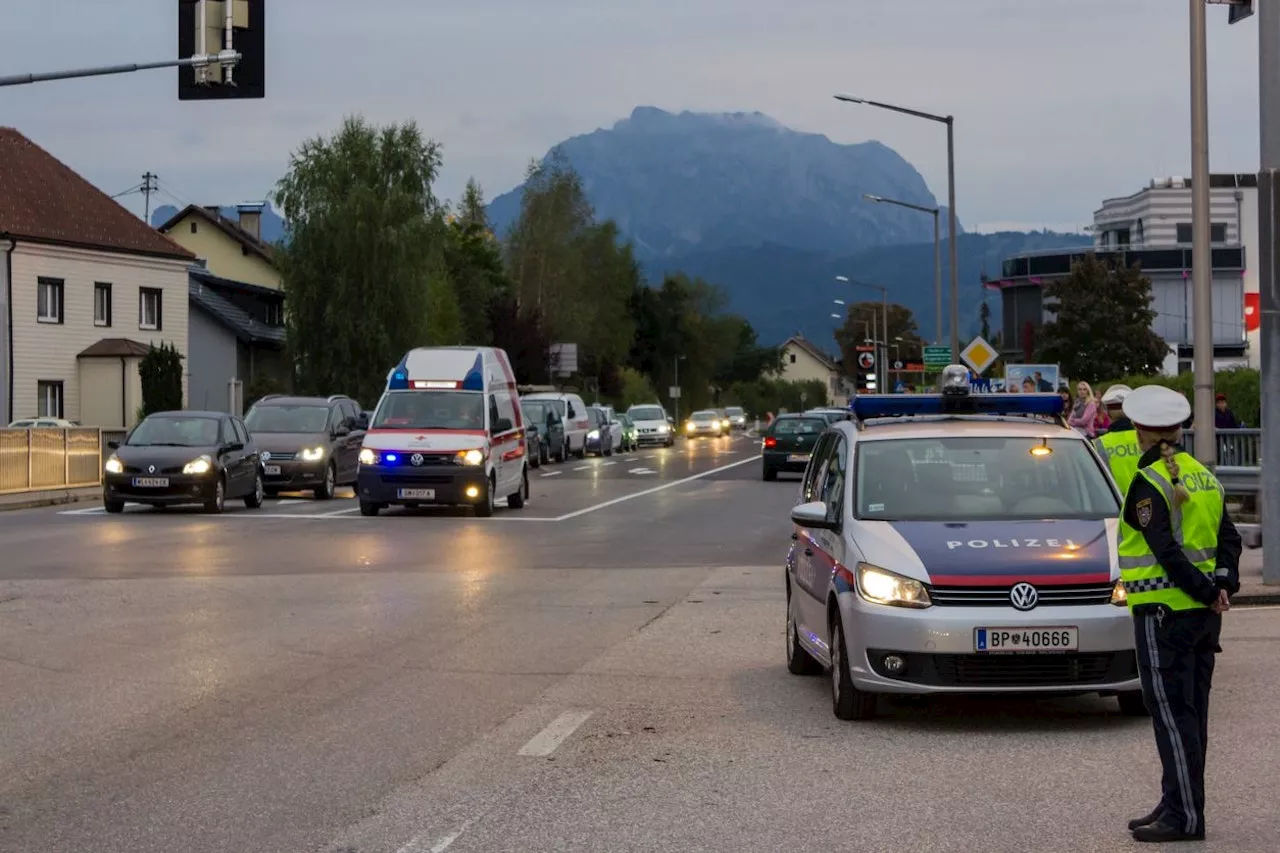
[851,393,1067,427]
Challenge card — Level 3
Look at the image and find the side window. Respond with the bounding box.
[234,418,250,444]
[339,400,357,424]
[489,394,501,428]
[495,392,517,428]
[565,399,577,418]
[803,434,834,503]
[822,436,848,525]
[328,405,343,430]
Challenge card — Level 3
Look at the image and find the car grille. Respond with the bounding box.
[933,652,1129,687]
[928,583,1115,607]
[264,451,297,462]
[379,473,457,486]
[123,465,187,474]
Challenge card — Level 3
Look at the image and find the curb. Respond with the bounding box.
[0,489,100,513]
[1234,590,1280,606]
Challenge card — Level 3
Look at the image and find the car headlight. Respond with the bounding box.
[685,422,695,431]
[104,454,123,474]
[457,448,485,466]
[657,424,669,433]
[183,455,213,475]
[300,446,325,462]
[359,448,379,465]
[721,419,730,428]
[1110,580,1128,607]
[587,429,599,440]
[855,563,932,609]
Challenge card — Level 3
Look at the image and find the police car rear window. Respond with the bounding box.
[855,436,1119,521]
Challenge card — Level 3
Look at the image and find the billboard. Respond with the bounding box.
[1005,364,1061,393]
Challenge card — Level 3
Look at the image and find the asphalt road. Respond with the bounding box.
[1,432,1277,852]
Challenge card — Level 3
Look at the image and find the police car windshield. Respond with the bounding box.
[373,391,484,430]
[856,436,1119,521]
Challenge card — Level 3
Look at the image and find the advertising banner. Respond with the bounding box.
[1005,364,1060,393]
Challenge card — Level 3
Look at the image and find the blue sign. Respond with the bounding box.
[894,381,905,393]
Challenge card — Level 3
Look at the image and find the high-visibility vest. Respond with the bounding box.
[1095,429,1142,495]
[1117,452,1224,611]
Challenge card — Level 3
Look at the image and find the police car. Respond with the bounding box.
[784,366,1145,720]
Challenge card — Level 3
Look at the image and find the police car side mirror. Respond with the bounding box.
[791,501,835,530]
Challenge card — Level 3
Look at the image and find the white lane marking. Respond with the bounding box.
[551,454,760,521]
[599,461,616,467]
[628,467,656,475]
[540,470,562,477]
[315,506,360,517]
[396,819,476,853]
[572,465,590,471]
[517,709,595,756]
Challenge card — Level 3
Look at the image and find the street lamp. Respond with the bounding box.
[835,275,889,391]
[1188,0,1215,466]
[836,93,959,360]
[864,193,942,345]
[673,354,686,425]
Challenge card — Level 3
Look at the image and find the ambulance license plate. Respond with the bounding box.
[975,627,1078,653]
[398,488,435,500]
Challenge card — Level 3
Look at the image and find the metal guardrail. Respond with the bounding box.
[0,428,106,495]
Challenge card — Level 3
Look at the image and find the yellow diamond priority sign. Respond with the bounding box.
[960,335,998,376]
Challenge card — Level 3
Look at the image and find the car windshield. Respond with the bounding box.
[245,405,329,433]
[127,415,221,447]
[772,418,826,435]
[725,407,744,416]
[373,391,484,430]
[692,411,716,421]
[629,406,665,421]
[856,436,1120,521]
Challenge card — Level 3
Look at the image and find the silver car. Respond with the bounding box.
[784,374,1143,720]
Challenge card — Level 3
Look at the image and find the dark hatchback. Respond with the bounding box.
[519,398,567,466]
[761,414,827,481]
[102,411,265,513]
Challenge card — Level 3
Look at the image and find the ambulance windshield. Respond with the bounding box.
[373,391,485,430]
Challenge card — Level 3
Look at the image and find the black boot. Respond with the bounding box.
[1127,808,1162,831]
[1132,820,1206,843]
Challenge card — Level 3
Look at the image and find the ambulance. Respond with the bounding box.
[356,347,528,517]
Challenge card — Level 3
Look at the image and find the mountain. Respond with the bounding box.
[150,201,288,243]
[487,106,959,262]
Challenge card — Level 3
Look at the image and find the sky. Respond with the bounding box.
[0,0,1265,234]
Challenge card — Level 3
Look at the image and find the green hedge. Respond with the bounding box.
[1095,368,1259,427]
[724,377,830,419]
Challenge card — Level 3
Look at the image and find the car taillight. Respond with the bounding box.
[764,437,777,448]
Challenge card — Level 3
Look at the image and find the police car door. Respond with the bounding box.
[795,434,842,640]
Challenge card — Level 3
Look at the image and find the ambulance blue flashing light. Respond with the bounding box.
[460,352,485,392]
[386,354,411,390]
[851,393,1065,421]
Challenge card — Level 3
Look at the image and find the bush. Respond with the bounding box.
[616,367,657,411]
[726,377,828,418]
[1095,367,1260,427]
[138,343,184,416]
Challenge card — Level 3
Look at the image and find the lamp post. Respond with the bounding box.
[835,275,888,391]
[836,94,958,360]
[673,354,686,425]
[1188,0,1215,465]
[864,193,942,344]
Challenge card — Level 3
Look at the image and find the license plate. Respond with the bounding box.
[398,488,435,500]
[975,627,1078,653]
[132,477,168,488]
[788,453,809,462]
[263,465,281,476]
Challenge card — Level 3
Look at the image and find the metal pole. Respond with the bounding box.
[1259,0,1280,582]
[673,356,680,425]
[946,117,959,361]
[933,209,942,344]
[0,53,238,88]
[881,288,889,392]
[1190,0,1216,465]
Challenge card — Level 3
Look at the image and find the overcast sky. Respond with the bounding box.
[1,0,1264,233]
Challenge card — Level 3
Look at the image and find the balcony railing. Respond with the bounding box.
[0,428,106,495]
[1001,245,1245,280]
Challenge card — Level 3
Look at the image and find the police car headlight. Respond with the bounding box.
[359,448,379,466]
[457,448,485,466]
[855,563,932,609]
[1110,580,1128,607]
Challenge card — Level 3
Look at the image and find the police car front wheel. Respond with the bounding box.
[830,617,877,721]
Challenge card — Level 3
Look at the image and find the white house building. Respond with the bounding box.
[778,335,848,407]
[0,128,195,427]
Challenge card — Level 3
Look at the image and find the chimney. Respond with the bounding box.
[236,202,266,241]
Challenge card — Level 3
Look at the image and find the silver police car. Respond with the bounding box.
[784,367,1144,720]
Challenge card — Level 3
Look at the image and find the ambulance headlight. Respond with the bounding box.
[457,448,485,466]
[359,448,379,466]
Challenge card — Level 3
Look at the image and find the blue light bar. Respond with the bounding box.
[461,352,485,391]
[851,393,1065,420]
[386,354,410,390]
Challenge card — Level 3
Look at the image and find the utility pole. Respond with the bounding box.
[1190,0,1216,465]
[1256,0,1279,582]
[141,172,159,224]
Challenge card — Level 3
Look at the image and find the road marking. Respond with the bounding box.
[315,506,360,517]
[599,461,616,467]
[396,819,476,853]
[540,470,562,477]
[628,467,656,475]
[551,454,761,521]
[517,709,595,756]
[572,465,590,471]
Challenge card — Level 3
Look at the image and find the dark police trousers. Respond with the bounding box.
[1133,605,1223,836]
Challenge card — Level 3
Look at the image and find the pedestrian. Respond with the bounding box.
[1213,393,1242,429]
[1095,384,1140,493]
[1118,384,1242,843]
[1068,380,1099,438]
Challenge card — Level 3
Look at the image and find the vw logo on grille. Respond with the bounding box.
[147,465,156,474]
[261,451,271,462]
[410,453,425,466]
[1009,582,1039,611]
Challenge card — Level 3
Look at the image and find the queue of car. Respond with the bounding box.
[776,365,1146,723]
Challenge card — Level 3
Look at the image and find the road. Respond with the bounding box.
[1,433,1277,852]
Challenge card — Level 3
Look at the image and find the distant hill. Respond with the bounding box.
[487,106,959,262]
[150,202,288,244]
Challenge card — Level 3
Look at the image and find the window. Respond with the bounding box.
[139,288,162,330]
[1176,223,1229,244]
[190,221,198,234]
[232,418,250,445]
[266,302,283,326]
[37,381,64,418]
[802,433,835,503]
[789,353,797,364]
[37,278,63,324]
[94,282,112,327]
[822,436,848,525]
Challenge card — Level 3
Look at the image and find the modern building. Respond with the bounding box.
[156,203,282,290]
[0,128,194,427]
[987,174,1255,375]
[778,335,847,407]
[187,265,288,414]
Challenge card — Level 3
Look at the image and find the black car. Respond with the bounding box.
[519,398,567,466]
[243,394,367,498]
[761,414,828,481]
[102,411,265,513]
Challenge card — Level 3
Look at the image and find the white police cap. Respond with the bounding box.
[1100,384,1132,406]
[1121,385,1191,430]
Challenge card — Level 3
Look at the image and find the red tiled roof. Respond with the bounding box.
[0,128,194,260]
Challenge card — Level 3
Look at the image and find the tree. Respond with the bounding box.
[424,250,463,345]
[443,180,513,346]
[272,116,442,406]
[487,293,549,383]
[457,178,489,230]
[1036,253,1169,382]
[833,302,924,378]
[139,343,184,416]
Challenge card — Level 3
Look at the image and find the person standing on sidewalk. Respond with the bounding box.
[1095,384,1140,494]
[1118,385,1242,843]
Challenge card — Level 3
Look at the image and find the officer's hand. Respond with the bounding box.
[1211,589,1231,614]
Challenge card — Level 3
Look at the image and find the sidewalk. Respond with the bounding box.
[0,487,99,512]
[1234,546,1278,605]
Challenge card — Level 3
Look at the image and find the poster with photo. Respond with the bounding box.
[1004,364,1060,393]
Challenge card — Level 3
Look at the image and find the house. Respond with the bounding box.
[778,335,848,407]
[156,203,282,290]
[187,265,289,413]
[0,128,194,427]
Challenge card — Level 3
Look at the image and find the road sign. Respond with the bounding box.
[960,336,999,376]
[923,345,951,368]
[857,351,875,370]
[893,360,904,370]
[669,386,681,399]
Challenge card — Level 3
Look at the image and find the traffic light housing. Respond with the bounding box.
[178,0,264,100]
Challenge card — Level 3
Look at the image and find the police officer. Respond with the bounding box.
[1095,384,1140,493]
[1118,385,1242,843]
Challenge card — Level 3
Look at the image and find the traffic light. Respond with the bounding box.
[178,0,264,100]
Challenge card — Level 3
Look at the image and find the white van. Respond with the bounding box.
[520,391,590,458]
[356,346,528,517]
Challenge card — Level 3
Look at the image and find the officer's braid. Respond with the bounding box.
[1159,440,1191,505]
